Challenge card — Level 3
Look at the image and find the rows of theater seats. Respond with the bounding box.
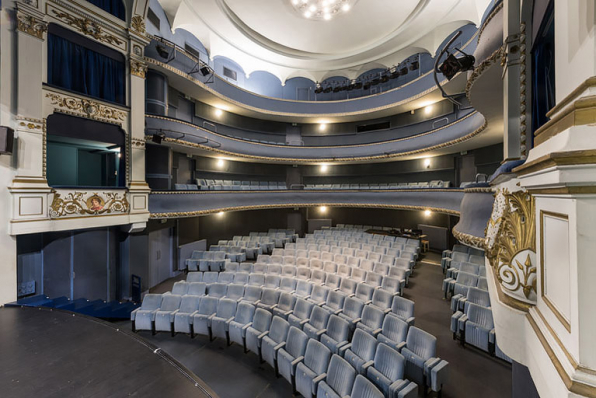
[173,180,453,191]
[132,229,449,396]
[441,244,511,362]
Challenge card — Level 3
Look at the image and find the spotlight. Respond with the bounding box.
[380,74,389,83]
[323,85,333,93]
[399,66,408,75]
[333,85,342,93]
[217,211,224,217]
[152,133,165,144]
[424,105,433,115]
[424,209,432,217]
[320,164,328,172]
[409,61,419,71]
[371,78,380,86]
[319,206,328,213]
[315,84,323,94]
[216,158,226,168]
[363,82,371,90]
[439,52,475,80]
[156,45,170,59]
[354,82,363,89]
[389,71,400,79]
[319,124,327,132]
[200,65,213,77]
[214,108,224,117]
[423,158,431,168]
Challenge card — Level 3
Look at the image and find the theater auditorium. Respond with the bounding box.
[0,1,590,397]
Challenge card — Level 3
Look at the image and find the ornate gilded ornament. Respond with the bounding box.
[17,10,47,39]
[486,189,537,304]
[466,45,506,100]
[519,22,528,159]
[130,15,146,34]
[130,59,147,78]
[46,92,127,124]
[50,191,130,218]
[131,138,146,148]
[51,10,123,46]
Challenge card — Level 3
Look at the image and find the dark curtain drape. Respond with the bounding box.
[531,2,555,137]
[86,0,125,20]
[48,33,125,105]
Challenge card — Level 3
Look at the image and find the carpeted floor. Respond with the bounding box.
[124,252,512,398]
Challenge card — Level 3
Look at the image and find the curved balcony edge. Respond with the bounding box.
[146,112,487,162]
[148,189,465,219]
[452,187,494,249]
[144,34,477,118]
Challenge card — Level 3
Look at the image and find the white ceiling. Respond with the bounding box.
[158,0,492,82]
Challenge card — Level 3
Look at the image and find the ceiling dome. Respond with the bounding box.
[158,0,492,82]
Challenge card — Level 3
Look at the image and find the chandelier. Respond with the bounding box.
[290,0,359,21]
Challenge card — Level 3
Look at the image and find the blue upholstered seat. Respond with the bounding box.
[295,340,332,398]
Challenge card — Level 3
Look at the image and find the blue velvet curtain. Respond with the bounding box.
[48,33,125,104]
[531,5,555,136]
[86,0,125,20]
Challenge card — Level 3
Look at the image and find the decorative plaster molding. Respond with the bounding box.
[519,22,528,159]
[477,2,503,44]
[151,188,462,195]
[463,187,494,194]
[130,59,147,78]
[17,9,47,39]
[45,92,127,124]
[49,190,129,218]
[130,15,146,35]
[50,9,123,46]
[466,45,506,100]
[486,189,537,306]
[452,227,486,250]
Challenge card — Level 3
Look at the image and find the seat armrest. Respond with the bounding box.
[427,358,449,393]
[489,329,496,343]
[312,373,327,385]
[254,300,261,305]
[362,360,375,372]
[208,313,217,320]
[271,304,278,309]
[242,322,253,331]
[299,318,310,326]
[333,308,343,315]
[338,343,351,356]
[291,356,304,366]
[336,340,349,352]
[352,317,361,324]
[372,328,382,336]
[364,299,372,305]
[383,308,392,314]
[274,342,286,351]
[458,314,468,331]
[316,328,327,337]
[225,317,234,324]
[406,316,415,327]
[150,309,159,320]
[258,331,269,339]
[396,341,407,352]
[130,308,140,321]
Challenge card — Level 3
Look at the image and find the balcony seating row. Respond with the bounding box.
[440,245,512,363]
[132,279,445,395]
[172,180,453,191]
[305,181,451,190]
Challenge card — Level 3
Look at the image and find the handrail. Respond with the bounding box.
[146,127,222,148]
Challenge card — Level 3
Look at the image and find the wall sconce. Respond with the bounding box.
[319,123,328,132]
[319,206,327,214]
[217,211,224,217]
[320,164,328,173]
[216,158,226,168]
[424,209,432,217]
[214,108,224,117]
[424,158,431,169]
[424,105,433,115]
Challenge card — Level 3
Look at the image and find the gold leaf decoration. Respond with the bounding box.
[50,191,130,218]
[45,92,127,124]
[131,15,146,34]
[51,10,123,46]
[17,10,47,39]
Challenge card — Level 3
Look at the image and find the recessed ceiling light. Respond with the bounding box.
[424,209,432,217]
[320,164,328,172]
[324,14,331,20]
[217,158,226,168]
[309,5,317,12]
[342,4,350,11]
[214,108,223,117]
[217,211,224,217]
[304,10,312,17]
[319,123,327,131]
[424,105,433,115]
[319,206,327,213]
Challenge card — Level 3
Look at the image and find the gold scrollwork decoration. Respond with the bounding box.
[51,10,123,46]
[130,59,147,78]
[486,189,537,304]
[46,92,127,124]
[50,191,130,218]
[130,15,146,34]
[17,10,47,39]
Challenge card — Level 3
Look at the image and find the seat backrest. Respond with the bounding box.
[351,375,384,398]
[339,278,356,295]
[172,281,189,295]
[249,273,265,286]
[218,272,235,284]
[179,295,201,314]
[265,274,281,288]
[355,283,374,302]
[198,296,219,315]
[286,326,309,358]
[310,306,331,329]
[216,298,237,319]
[352,328,378,360]
[203,272,219,283]
[278,292,297,311]
[160,294,182,311]
[226,283,245,300]
[406,326,436,361]
[326,314,350,342]
[234,302,256,324]
[394,258,412,269]
[234,272,250,284]
[187,282,207,296]
[374,344,405,381]
[325,274,341,289]
[467,302,494,329]
[476,277,488,290]
[360,259,375,272]
[252,263,267,273]
[304,339,332,374]
[252,308,273,332]
[296,280,313,296]
[261,288,281,304]
[352,268,367,282]
[297,267,311,280]
[311,285,330,302]
[326,355,357,397]
[381,314,409,343]
[294,298,315,320]
[460,262,480,275]
[343,297,365,319]
[391,296,415,319]
[280,277,297,292]
[186,272,203,282]
[456,271,479,287]
[469,254,485,265]
[366,272,383,287]
[208,283,227,298]
[326,290,346,310]
[452,252,470,263]
[373,263,390,275]
[372,289,392,309]
[267,264,282,275]
[268,316,291,344]
[244,286,263,301]
[361,305,385,329]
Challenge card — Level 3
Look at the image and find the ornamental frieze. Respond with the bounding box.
[50,190,129,218]
[45,92,127,124]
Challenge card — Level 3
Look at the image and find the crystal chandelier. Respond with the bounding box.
[290,0,359,21]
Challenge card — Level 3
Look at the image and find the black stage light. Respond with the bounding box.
[399,67,408,75]
[371,78,380,86]
[409,61,419,71]
[390,71,400,79]
[314,84,323,94]
[439,53,475,80]
[363,82,371,90]
[323,85,333,93]
[152,133,164,144]
[380,74,389,83]
[354,82,363,89]
[333,85,342,93]
[156,45,170,59]
[200,65,213,76]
